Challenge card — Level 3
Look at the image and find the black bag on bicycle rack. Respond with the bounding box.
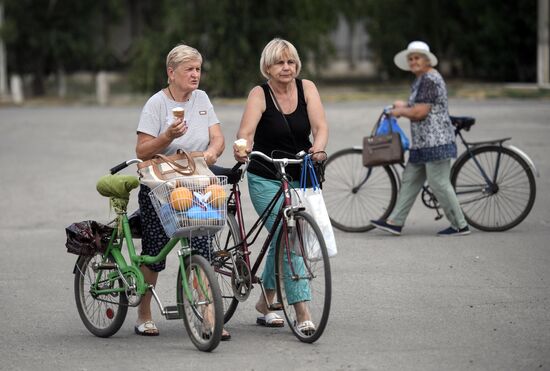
[65,220,114,256]
[128,210,142,239]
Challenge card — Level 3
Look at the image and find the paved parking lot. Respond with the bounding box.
[1,98,549,370]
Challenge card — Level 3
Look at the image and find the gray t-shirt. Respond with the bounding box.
[137,89,220,155]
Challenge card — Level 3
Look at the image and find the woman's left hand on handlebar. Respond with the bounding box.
[309,148,327,162]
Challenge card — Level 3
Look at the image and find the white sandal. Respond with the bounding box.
[296,320,316,335]
[134,320,159,336]
[256,312,285,327]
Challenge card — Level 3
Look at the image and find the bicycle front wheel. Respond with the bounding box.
[323,148,397,232]
[275,211,331,343]
[451,145,536,231]
[177,254,223,352]
[211,212,241,323]
[74,253,128,338]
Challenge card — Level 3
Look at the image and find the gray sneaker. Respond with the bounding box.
[437,226,471,237]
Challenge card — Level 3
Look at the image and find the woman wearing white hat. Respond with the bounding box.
[370,41,470,237]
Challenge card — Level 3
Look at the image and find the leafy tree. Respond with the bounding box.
[363,0,537,81]
[128,0,338,97]
[450,0,537,81]
[338,0,370,69]
[1,0,124,95]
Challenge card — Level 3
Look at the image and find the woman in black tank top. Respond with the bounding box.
[232,38,329,331]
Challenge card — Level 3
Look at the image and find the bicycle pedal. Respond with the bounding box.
[215,250,230,258]
[92,262,117,271]
[164,305,182,320]
[269,302,283,311]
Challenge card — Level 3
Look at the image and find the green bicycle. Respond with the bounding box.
[71,159,224,352]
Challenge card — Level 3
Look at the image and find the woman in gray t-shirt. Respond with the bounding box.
[134,44,227,338]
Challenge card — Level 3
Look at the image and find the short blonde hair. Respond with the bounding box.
[166,44,202,83]
[259,38,302,79]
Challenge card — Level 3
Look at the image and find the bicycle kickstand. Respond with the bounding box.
[258,279,283,311]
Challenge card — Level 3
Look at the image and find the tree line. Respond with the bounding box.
[1,0,537,97]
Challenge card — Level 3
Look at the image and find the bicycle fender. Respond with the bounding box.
[73,256,85,274]
[451,144,540,178]
[507,144,540,177]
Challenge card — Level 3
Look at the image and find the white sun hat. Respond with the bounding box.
[393,41,438,71]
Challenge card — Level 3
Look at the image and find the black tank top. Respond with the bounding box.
[247,79,312,182]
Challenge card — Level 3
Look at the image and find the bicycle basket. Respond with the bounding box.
[149,175,228,238]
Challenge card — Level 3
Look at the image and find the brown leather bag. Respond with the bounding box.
[363,114,404,167]
[137,150,214,189]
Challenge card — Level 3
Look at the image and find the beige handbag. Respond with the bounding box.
[137,150,214,189]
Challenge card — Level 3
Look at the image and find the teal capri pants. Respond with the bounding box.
[247,172,311,305]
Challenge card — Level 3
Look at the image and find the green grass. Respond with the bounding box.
[3,76,549,107]
[316,81,550,102]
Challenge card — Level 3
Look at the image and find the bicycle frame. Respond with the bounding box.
[217,152,311,305]
[214,152,331,343]
[324,109,537,233]
[226,169,296,283]
[393,125,538,214]
[85,211,198,305]
[452,134,510,195]
[74,160,226,351]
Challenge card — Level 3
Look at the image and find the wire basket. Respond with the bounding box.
[149,175,228,238]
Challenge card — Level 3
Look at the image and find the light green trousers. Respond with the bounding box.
[389,159,467,229]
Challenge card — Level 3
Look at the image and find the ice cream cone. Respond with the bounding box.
[234,139,248,156]
[172,107,184,119]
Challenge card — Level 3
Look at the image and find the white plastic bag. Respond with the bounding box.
[294,188,338,260]
[292,155,337,260]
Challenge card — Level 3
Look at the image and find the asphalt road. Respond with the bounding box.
[1,98,549,371]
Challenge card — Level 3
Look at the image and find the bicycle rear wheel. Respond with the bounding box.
[210,212,241,323]
[177,254,223,352]
[275,211,331,343]
[451,145,536,231]
[323,148,397,232]
[74,253,128,338]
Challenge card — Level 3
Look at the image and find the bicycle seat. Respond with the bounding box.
[210,164,242,185]
[96,174,139,199]
[450,116,476,131]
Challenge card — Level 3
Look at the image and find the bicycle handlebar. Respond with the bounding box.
[248,150,307,165]
[110,158,143,174]
[230,150,308,181]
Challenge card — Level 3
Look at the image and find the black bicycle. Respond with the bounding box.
[323,111,538,232]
